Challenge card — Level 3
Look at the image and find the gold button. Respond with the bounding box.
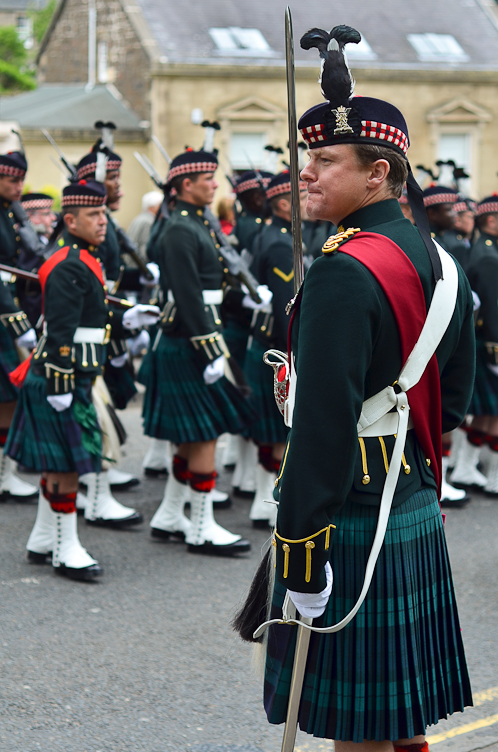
[89,245,94,251]
[215,318,221,325]
[16,236,20,242]
[426,458,431,466]
[281,227,287,233]
[197,210,203,216]
[204,220,209,225]
[431,232,435,238]
[260,325,266,332]
[219,256,223,262]
[8,212,13,218]
[216,244,220,249]
[93,360,99,367]
[486,239,493,246]
[42,351,47,357]
[404,465,411,475]
[223,268,228,273]
[256,217,262,224]
[200,339,206,345]
[181,210,188,216]
[362,474,370,485]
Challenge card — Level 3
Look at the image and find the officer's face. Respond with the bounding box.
[181,173,218,207]
[105,169,122,210]
[427,203,455,232]
[64,205,108,246]
[0,176,24,203]
[301,144,391,224]
[28,208,56,236]
[454,210,474,237]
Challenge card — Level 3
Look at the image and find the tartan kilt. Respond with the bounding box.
[0,325,19,403]
[5,369,101,475]
[264,488,472,742]
[141,332,255,444]
[244,338,289,444]
[468,340,498,415]
[223,318,250,369]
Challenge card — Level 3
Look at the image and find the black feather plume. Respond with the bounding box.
[300,25,361,108]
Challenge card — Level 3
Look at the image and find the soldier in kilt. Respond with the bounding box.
[244,172,307,528]
[262,24,474,749]
[0,152,40,500]
[5,179,159,581]
[144,149,253,556]
[451,195,498,493]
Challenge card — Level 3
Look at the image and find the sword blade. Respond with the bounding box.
[285,6,304,295]
[281,616,313,752]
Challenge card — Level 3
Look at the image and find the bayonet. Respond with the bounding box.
[285,6,304,295]
[152,135,172,165]
[133,151,164,190]
[41,129,78,181]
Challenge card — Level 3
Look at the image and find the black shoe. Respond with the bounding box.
[187,538,251,557]
[85,511,143,529]
[150,527,186,541]
[213,496,232,510]
[440,494,471,508]
[2,489,38,502]
[55,563,103,581]
[232,487,255,499]
[27,550,52,564]
[144,467,169,478]
[110,478,140,491]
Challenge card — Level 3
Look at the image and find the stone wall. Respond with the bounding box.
[37,0,151,121]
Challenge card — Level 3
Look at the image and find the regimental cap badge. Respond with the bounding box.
[332,105,354,135]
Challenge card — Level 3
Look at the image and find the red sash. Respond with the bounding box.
[289,231,442,495]
[9,246,106,387]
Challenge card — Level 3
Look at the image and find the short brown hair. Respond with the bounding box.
[270,193,291,212]
[476,212,498,232]
[352,144,408,198]
[62,206,80,217]
[169,172,201,196]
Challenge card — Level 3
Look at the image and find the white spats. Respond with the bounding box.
[83,472,142,526]
[150,474,191,537]
[52,510,100,572]
[26,490,55,557]
[232,438,257,494]
[186,488,242,548]
[484,450,498,494]
[440,456,468,504]
[0,455,37,498]
[142,439,172,475]
[249,464,278,527]
[106,467,138,487]
[450,440,487,488]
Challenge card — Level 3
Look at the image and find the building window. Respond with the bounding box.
[438,132,472,192]
[407,33,468,62]
[17,15,33,50]
[346,37,377,60]
[230,132,267,170]
[209,27,276,56]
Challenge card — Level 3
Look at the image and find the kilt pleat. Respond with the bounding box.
[142,333,255,444]
[244,338,289,444]
[223,318,250,369]
[0,325,19,403]
[5,369,101,475]
[264,488,472,742]
[468,340,498,416]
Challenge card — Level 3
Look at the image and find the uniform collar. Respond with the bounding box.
[63,229,100,255]
[339,198,404,232]
[175,198,206,219]
[270,214,292,232]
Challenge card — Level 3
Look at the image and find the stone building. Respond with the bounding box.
[5,0,498,220]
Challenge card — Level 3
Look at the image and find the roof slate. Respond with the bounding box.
[0,84,144,131]
[134,0,498,70]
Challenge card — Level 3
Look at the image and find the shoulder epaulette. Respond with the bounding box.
[322,227,361,255]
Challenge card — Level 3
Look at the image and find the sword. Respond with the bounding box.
[285,6,304,296]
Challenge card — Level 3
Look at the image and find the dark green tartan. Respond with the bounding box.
[264,488,472,741]
[468,340,498,415]
[0,325,19,402]
[244,338,289,444]
[223,318,250,369]
[5,369,101,474]
[141,333,255,444]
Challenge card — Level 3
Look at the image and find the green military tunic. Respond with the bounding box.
[466,231,498,414]
[141,198,254,444]
[302,219,336,260]
[435,227,471,272]
[233,209,265,255]
[273,199,475,593]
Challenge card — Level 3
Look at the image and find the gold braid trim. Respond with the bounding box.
[275,524,336,582]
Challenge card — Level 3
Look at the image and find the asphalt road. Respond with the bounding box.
[0,399,497,752]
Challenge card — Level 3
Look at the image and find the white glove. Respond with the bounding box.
[127,329,150,356]
[472,290,481,312]
[110,352,129,368]
[139,262,160,287]
[242,284,273,311]
[488,364,498,377]
[287,562,333,618]
[47,393,73,412]
[203,355,225,385]
[122,304,160,331]
[16,328,37,350]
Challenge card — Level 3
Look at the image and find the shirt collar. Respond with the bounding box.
[339,199,405,232]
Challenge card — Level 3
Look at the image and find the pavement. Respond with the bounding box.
[0,398,497,752]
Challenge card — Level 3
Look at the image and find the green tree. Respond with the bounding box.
[30,0,57,45]
[0,26,28,68]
